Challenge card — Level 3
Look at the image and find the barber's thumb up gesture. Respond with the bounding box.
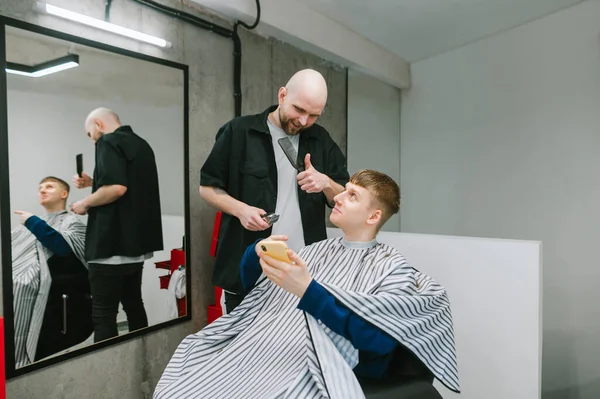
[297,154,330,193]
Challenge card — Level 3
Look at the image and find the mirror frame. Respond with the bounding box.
[0,15,191,378]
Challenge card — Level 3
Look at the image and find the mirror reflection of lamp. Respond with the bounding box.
[5,53,79,78]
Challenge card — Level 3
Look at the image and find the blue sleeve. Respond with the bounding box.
[297,280,397,356]
[240,240,263,293]
[24,216,72,257]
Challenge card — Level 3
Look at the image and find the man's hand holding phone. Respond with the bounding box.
[257,236,312,298]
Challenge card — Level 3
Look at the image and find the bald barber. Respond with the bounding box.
[71,108,163,342]
[200,68,349,313]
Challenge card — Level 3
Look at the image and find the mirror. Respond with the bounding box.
[1,21,190,377]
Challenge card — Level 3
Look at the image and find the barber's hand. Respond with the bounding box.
[297,154,331,193]
[72,172,93,189]
[14,210,33,225]
[259,249,312,298]
[237,204,271,231]
[70,200,89,215]
[255,235,288,256]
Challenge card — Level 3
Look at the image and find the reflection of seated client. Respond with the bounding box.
[12,176,92,367]
[154,170,460,398]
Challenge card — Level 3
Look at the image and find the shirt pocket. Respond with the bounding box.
[239,164,271,207]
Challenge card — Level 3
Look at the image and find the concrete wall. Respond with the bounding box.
[0,0,347,397]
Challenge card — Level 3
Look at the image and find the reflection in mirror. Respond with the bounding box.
[6,26,186,370]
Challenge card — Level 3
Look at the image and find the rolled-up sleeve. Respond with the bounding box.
[95,140,127,187]
[200,122,233,189]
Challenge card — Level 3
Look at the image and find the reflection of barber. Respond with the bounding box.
[199,69,350,313]
[12,177,90,367]
[71,108,163,343]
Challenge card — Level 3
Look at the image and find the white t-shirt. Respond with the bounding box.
[267,119,305,252]
[90,253,153,265]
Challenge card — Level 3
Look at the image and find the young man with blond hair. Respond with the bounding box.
[12,176,90,367]
[155,169,459,398]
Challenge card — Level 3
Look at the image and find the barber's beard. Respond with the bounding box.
[92,131,104,144]
[279,109,304,136]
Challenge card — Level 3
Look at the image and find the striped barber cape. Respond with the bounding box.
[154,237,460,398]
[11,210,87,367]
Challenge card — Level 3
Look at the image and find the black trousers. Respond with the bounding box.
[88,262,148,343]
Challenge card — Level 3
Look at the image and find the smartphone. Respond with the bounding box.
[76,153,83,177]
[258,240,291,263]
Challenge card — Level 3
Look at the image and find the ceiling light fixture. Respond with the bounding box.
[36,2,172,48]
[5,54,80,78]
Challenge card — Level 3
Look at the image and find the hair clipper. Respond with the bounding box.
[262,212,280,226]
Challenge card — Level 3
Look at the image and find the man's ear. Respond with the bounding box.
[366,209,382,227]
[94,119,103,132]
[60,190,69,200]
[277,87,287,105]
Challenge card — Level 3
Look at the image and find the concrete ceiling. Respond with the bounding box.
[295,0,583,62]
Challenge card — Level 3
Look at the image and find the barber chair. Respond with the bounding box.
[207,211,444,397]
[359,345,443,399]
[34,254,93,361]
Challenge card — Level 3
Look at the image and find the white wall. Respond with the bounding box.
[400,2,600,397]
[7,88,184,230]
[347,70,402,231]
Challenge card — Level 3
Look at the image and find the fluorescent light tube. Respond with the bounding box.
[36,2,172,48]
[29,61,78,77]
[5,54,79,78]
[5,69,33,77]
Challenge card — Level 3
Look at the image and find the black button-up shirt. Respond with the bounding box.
[86,126,163,261]
[200,106,349,294]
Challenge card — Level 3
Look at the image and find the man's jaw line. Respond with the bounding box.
[331,214,378,242]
